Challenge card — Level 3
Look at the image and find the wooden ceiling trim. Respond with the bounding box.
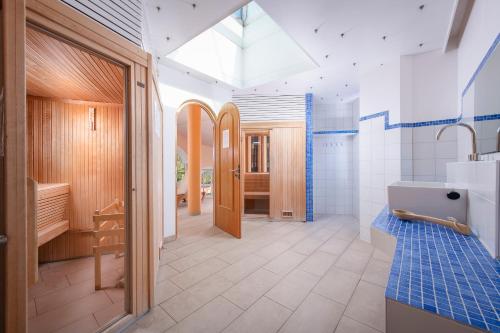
[26,27,124,103]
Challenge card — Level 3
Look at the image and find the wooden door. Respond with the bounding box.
[214,103,241,238]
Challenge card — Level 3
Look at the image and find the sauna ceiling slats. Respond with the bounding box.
[26,27,124,103]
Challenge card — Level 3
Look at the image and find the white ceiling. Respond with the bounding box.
[144,0,456,102]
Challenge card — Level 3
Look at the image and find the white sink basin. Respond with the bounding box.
[388,181,468,224]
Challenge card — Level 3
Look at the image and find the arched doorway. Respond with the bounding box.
[175,100,217,238]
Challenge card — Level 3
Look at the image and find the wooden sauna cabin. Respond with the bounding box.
[25,26,126,282]
[241,122,306,221]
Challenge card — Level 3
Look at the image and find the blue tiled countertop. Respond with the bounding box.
[373,208,500,332]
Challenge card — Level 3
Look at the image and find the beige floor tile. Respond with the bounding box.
[54,314,99,333]
[216,254,268,283]
[348,238,375,254]
[169,257,228,289]
[217,241,265,264]
[28,272,70,299]
[361,259,391,288]
[263,250,307,276]
[313,267,361,304]
[279,292,344,333]
[34,280,95,314]
[372,249,393,263]
[166,296,242,333]
[319,237,351,256]
[162,274,233,321]
[93,300,125,327]
[105,288,125,303]
[298,251,337,277]
[335,225,359,242]
[28,299,37,319]
[255,241,291,260]
[135,306,176,332]
[280,230,309,246]
[160,250,179,265]
[28,291,112,333]
[344,281,386,332]
[335,248,372,275]
[223,268,281,309]
[291,236,325,255]
[266,269,320,310]
[155,279,183,304]
[223,296,292,333]
[335,316,382,333]
[169,248,219,272]
[157,264,180,281]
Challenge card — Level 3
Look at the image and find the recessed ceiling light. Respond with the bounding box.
[419,43,424,47]
[419,4,425,10]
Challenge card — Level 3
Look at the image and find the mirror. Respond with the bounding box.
[462,40,500,154]
[245,132,270,173]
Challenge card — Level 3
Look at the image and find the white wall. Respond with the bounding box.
[456,0,500,161]
[313,100,358,217]
[158,64,232,239]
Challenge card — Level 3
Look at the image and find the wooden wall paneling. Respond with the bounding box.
[3,0,27,331]
[26,96,125,261]
[148,54,163,303]
[270,127,306,221]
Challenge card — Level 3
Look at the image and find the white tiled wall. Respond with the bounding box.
[313,100,359,217]
[412,125,458,182]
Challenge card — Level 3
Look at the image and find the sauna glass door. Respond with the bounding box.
[246,133,270,173]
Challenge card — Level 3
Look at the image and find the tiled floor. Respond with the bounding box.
[28,254,125,333]
[128,214,393,333]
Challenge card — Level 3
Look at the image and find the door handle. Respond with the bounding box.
[0,235,7,245]
[231,166,240,179]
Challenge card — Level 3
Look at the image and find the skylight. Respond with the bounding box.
[165,2,317,89]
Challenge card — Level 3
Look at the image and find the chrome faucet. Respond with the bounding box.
[436,122,479,161]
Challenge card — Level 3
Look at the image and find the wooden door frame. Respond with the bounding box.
[4,0,155,331]
[174,100,217,240]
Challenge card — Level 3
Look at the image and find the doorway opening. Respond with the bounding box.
[175,101,217,239]
[25,25,127,332]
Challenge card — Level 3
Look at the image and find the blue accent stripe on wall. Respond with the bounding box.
[359,110,500,130]
[313,129,359,135]
[462,33,500,98]
[305,93,314,222]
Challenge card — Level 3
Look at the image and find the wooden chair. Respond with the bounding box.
[93,199,124,290]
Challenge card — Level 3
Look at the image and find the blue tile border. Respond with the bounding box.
[305,93,314,222]
[359,110,500,130]
[462,33,500,98]
[373,208,500,332]
[313,129,359,135]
